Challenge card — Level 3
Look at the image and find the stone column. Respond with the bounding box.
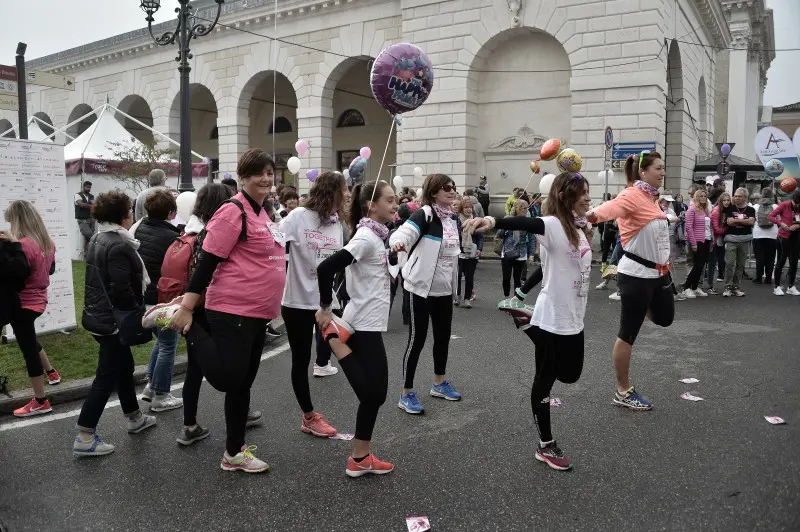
[216,104,248,178]
[726,26,759,160]
[296,95,333,195]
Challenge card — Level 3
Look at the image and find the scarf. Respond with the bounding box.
[574,216,588,228]
[357,217,389,240]
[96,222,151,295]
[634,180,660,198]
[323,212,340,226]
[433,203,453,220]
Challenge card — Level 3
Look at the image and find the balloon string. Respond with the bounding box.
[370,117,397,204]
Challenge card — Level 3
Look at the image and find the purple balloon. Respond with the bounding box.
[306,168,319,182]
[370,43,434,115]
[223,173,231,178]
[720,143,731,157]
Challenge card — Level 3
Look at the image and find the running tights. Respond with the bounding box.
[774,234,800,288]
[402,294,452,389]
[337,331,388,441]
[524,326,584,442]
[281,305,334,414]
[457,257,478,298]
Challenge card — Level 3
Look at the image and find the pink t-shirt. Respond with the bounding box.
[202,193,286,320]
[18,237,55,313]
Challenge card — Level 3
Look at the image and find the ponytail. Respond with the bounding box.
[347,180,392,238]
[348,183,365,237]
[624,155,637,186]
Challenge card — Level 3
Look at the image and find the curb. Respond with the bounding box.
[0,318,286,416]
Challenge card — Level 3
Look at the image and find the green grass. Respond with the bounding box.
[0,261,185,392]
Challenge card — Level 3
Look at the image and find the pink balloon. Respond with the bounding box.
[360,146,371,160]
[295,139,308,156]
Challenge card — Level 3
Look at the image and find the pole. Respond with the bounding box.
[178,1,193,192]
[15,42,27,140]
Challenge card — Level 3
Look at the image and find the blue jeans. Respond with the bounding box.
[148,326,179,394]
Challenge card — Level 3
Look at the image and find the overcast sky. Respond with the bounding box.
[1,0,797,106]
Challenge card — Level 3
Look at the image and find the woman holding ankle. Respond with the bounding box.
[316,180,397,477]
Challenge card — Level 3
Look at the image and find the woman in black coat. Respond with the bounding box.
[73,190,157,457]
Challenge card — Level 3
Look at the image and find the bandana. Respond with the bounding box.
[323,212,340,226]
[357,217,389,240]
[433,204,453,220]
[574,216,588,228]
[634,180,660,198]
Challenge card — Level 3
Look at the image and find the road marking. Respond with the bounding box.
[0,344,290,432]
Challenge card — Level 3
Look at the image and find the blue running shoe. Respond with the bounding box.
[398,391,425,414]
[613,386,653,411]
[430,380,462,401]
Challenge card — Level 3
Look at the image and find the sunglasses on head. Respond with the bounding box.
[441,184,457,192]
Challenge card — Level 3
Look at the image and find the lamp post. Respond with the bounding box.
[140,0,224,192]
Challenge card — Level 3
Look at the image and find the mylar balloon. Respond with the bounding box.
[287,156,302,175]
[539,174,556,196]
[349,155,367,180]
[529,160,540,174]
[540,139,561,161]
[370,43,434,115]
[393,176,404,189]
[306,169,319,182]
[765,159,784,178]
[557,149,583,173]
[779,177,797,193]
[176,191,197,222]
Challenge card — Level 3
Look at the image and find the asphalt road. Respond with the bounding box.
[0,261,798,532]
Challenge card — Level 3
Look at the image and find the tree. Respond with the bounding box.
[105,141,177,194]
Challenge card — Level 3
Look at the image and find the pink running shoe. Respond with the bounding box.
[141,297,183,329]
[13,398,53,417]
[47,369,61,385]
[301,412,337,438]
[319,315,354,344]
[346,453,394,477]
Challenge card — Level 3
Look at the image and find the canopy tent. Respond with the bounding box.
[0,115,68,143]
[693,153,770,186]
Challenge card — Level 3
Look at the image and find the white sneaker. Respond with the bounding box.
[141,298,183,329]
[150,393,184,412]
[774,286,786,296]
[734,289,746,297]
[141,383,155,403]
[608,291,621,301]
[313,363,339,377]
[694,288,708,297]
[596,279,609,290]
[221,445,270,473]
[722,289,733,297]
[786,286,800,296]
[674,291,687,301]
[683,288,696,299]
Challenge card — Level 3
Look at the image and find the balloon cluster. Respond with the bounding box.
[348,146,373,181]
[533,138,584,196]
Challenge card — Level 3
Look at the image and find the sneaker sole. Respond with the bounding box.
[48,379,61,385]
[301,426,336,438]
[73,447,115,457]
[397,401,424,415]
[13,407,53,417]
[177,431,210,446]
[346,466,394,478]
[150,402,184,413]
[430,390,462,401]
[534,452,573,471]
[313,369,339,377]
[612,398,653,411]
[141,300,180,327]
[220,462,270,473]
[127,420,157,434]
[246,417,262,428]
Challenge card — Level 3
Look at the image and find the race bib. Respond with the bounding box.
[794,214,800,223]
[462,242,477,256]
[656,221,670,256]
[578,266,590,297]
[316,247,336,265]
[268,223,286,246]
[442,237,460,257]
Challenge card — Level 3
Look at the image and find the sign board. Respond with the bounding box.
[26,71,75,91]
[604,127,614,150]
[611,141,657,169]
[0,65,18,111]
[0,138,77,339]
[0,94,18,111]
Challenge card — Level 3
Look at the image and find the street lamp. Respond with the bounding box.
[141,0,224,192]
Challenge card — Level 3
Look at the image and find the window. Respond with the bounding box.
[210,127,218,140]
[337,109,365,128]
[269,117,293,134]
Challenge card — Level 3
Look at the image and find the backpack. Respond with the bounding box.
[757,203,774,229]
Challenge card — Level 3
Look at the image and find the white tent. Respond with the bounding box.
[28,121,54,142]
[64,104,141,164]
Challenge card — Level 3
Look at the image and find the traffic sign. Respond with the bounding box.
[611,141,656,169]
[604,127,613,150]
[0,65,18,111]
[26,71,75,91]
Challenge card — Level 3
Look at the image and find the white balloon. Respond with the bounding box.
[343,169,350,179]
[176,191,197,222]
[597,170,614,181]
[413,166,423,179]
[287,156,302,175]
[416,188,423,198]
[539,174,556,196]
[393,176,404,189]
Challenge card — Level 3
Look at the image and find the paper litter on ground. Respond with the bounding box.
[406,516,431,532]
[549,398,562,407]
[680,392,704,402]
[679,378,699,384]
[330,433,354,440]
[764,416,786,425]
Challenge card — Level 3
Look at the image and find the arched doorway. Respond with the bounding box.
[32,112,55,140]
[170,84,218,174]
[472,29,571,203]
[117,95,154,145]
[66,104,97,141]
[331,59,395,184]
[242,71,298,186]
[665,40,690,191]
[0,119,15,138]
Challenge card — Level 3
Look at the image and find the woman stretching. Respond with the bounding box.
[587,151,674,411]
[280,171,347,438]
[390,173,462,415]
[679,188,712,299]
[467,172,592,471]
[316,180,397,477]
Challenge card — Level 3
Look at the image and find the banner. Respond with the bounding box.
[753,126,800,180]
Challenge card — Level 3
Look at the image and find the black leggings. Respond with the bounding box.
[9,307,43,378]
[185,309,266,455]
[182,308,207,427]
[402,294,452,389]
[337,331,388,441]
[524,327,584,442]
[601,230,617,263]
[501,258,525,297]
[774,234,800,287]
[683,240,711,290]
[753,238,777,282]
[617,273,675,345]
[281,305,333,414]
[457,257,477,297]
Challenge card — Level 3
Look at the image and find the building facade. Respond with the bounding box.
[0,0,775,210]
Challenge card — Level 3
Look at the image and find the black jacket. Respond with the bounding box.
[82,231,145,336]
[134,218,180,305]
[0,241,30,327]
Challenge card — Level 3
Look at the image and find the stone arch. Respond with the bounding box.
[32,112,55,140]
[0,119,15,138]
[117,94,154,145]
[66,104,97,141]
[666,40,689,190]
[337,109,366,128]
[169,84,218,165]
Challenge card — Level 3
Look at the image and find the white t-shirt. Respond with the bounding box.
[704,216,712,241]
[530,216,591,335]
[429,216,460,296]
[753,203,779,239]
[617,218,671,279]
[280,207,344,310]
[343,226,391,331]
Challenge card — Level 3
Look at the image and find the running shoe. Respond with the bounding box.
[596,279,609,290]
[716,277,725,282]
[786,286,800,296]
[127,414,157,434]
[682,288,696,299]
[608,291,621,301]
[346,454,394,478]
[722,289,733,297]
[453,296,461,307]
[319,315,354,344]
[150,393,184,412]
[73,433,115,457]
[707,287,718,295]
[733,289,746,297]
[13,398,52,417]
[141,383,155,403]
[265,322,282,338]
[47,369,61,385]
[141,297,183,329]
[498,298,534,320]
[602,265,618,279]
[246,409,263,428]
[535,441,573,471]
[398,391,425,414]
[221,445,270,473]
[674,291,686,301]
[613,387,653,411]
[430,380,462,401]
[694,288,708,297]
[774,286,785,296]
[470,290,476,301]
[313,362,339,377]
[176,425,210,446]
[600,262,607,275]
[463,299,472,309]
[301,412,337,437]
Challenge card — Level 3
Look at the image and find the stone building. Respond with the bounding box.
[0,0,775,211]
